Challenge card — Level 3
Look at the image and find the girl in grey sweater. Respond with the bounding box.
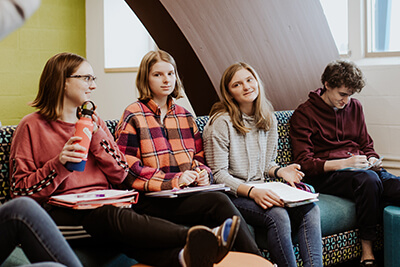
[203,62,323,267]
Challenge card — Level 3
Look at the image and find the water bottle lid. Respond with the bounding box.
[78,101,96,117]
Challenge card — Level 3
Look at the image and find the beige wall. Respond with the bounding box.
[86,0,400,173]
[357,63,400,175]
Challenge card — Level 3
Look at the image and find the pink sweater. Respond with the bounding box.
[10,112,128,204]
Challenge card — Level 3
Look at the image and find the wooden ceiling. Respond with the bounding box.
[125,0,339,115]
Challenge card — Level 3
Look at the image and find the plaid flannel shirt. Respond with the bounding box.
[116,98,210,191]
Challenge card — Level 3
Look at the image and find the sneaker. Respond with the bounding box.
[183,225,218,267]
[212,215,241,263]
[360,259,377,267]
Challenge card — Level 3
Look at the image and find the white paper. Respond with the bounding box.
[50,189,137,204]
[248,182,319,203]
[145,184,230,198]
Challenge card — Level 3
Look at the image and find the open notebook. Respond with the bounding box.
[48,189,138,209]
[248,182,319,207]
[145,184,230,198]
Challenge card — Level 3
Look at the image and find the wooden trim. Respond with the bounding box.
[365,51,400,57]
[383,156,400,169]
[104,67,138,73]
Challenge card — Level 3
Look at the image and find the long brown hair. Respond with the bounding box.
[209,62,274,134]
[136,50,184,101]
[31,52,86,121]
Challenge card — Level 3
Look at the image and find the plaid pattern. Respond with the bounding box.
[116,99,209,191]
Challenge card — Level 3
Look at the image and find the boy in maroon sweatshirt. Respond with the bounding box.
[290,60,400,267]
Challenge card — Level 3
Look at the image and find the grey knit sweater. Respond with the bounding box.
[203,113,278,196]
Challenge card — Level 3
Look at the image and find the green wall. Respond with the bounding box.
[0,0,86,126]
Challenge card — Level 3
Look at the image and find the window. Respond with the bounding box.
[103,0,156,72]
[320,0,349,55]
[320,0,400,59]
[366,0,400,55]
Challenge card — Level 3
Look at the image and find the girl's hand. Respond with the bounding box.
[59,136,86,165]
[279,164,305,187]
[178,170,198,187]
[195,168,210,186]
[249,187,284,209]
[344,155,369,169]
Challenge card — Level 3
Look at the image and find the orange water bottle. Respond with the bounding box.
[65,101,96,172]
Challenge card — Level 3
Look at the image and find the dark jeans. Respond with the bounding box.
[0,197,82,267]
[46,203,188,267]
[229,195,322,267]
[133,191,261,256]
[307,168,400,240]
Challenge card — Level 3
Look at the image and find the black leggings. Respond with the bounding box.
[46,204,188,267]
[133,191,261,256]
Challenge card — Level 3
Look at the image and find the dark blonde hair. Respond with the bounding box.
[209,62,274,134]
[31,52,86,121]
[321,59,365,94]
[136,50,184,101]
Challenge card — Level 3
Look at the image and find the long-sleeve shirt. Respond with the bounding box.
[290,88,379,178]
[10,112,128,204]
[203,113,278,196]
[115,98,210,192]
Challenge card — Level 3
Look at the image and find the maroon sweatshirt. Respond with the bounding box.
[290,88,379,178]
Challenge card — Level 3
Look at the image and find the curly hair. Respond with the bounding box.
[321,60,365,94]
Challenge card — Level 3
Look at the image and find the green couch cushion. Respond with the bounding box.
[317,194,356,236]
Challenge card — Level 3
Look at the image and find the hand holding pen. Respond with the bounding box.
[178,169,209,188]
[195,168,210,186]
[346,152,369,169]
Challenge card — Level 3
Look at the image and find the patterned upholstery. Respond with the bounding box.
[195,111,383,266]
[106,119,120,140]
[0,125,16,204]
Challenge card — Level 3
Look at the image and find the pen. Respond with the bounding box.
[347,152,354,157]
[197,169,207,175]
[76,193,105,198]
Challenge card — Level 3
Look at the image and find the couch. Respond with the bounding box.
[0,111,382,266]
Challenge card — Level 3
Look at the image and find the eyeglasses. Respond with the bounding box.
[67,75,97,85]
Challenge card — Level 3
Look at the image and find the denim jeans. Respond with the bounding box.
[309,168,400,240]
[230,195,323,267]
[0,197,82,267]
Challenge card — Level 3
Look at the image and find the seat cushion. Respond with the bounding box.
[317,194,356,236]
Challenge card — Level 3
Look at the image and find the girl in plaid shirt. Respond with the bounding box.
[116,50,261,258]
